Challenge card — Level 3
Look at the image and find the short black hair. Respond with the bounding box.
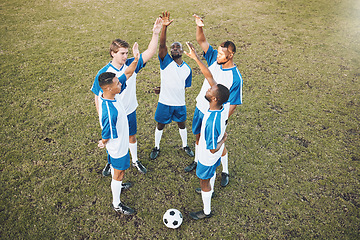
[98,72,116,88]
[216,84,230,105]
[220,41,236,54]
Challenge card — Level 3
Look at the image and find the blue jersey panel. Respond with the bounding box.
[101,101,119,140]
[159,53,173,70]
[204,111,221,150]
[184,62,192,88]
[228,68,242,105]
[204,45,217,66]
[125,54,146,74]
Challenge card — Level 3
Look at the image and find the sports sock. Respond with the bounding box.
[201,190,212,215]
[129,142,138,163]
[111,179,122,208]
[179,128,187,148]
[110,165,114,176]
[210,172,216,194]
[194,143,199,163]
[221,153,229,174]
[154,128,163,149]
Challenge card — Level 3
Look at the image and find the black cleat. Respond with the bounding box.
[189,210,213,220]
[102,163,111,177]
[121,182,132,190]
[112,202,136,215]
[221,173,229,187]
[184,161,197,172]
[150,147,160,160]
[183,146,194,157]
[133,160,147,174]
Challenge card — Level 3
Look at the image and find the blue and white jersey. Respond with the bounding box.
[195,45,243,114]
[198,103,229,166]
[91,54,146,114]
[98,94,129,159]
[158,53,192,106]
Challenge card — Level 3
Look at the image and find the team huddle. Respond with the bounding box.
[90,12,243,220]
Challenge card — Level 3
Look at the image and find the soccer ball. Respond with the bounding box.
[163,209,183,229]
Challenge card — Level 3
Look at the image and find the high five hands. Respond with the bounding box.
[160,11,174,27]
[193,14,204,27]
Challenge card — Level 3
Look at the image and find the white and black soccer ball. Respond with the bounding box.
[163,208,183,229]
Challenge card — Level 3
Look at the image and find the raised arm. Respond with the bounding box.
[184,42,216,87]
[193,14,210,54]
[124,42,140,79]
[141,17,162,63]
[159,11,174,60]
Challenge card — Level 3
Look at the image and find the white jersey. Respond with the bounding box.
[196,45,243,114]
[91,55,146,115]
[98,94,129,158]
[158,53,192,106]
[198,104,229,166]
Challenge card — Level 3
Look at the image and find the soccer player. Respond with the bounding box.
[97,42,140,215]
[92,17,162,175]
[149,11,194,160]
[184,42,230,219]
[184,14,243,188]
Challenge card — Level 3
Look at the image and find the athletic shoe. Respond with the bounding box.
[195,188,215,198]
[184,161,197,172]
[133,160,147,174]
[121,182,132,190]
[189,210,213,220]
[183,146,194,157]
[150,147,160,160]
[221,173,229,187]
[112,202,135,215]
[102,163,111,177]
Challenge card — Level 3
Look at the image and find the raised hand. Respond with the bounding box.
[152,17,162,34]
[132,42,140,61]
[193,14,204,27]
[160,11,174,27]
[184,42,199,60]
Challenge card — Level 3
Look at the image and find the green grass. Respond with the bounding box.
[1,0,359,239]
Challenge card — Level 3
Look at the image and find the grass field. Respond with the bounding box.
[1,0,359,239]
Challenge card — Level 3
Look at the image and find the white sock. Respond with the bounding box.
[129,142,137,163]
[111,179,122,208]
[210,172,216,194]
[110,165,114,176]
[179,128,187,148]
[194,143,199,163]
[154,128,163,149]
[221,153,229,174]
[201,190,212,215]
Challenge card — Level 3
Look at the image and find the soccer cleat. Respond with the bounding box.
[102,163,111,177]
[183,146,194,157]
[184,161,197,172]
[133,160,147,174]
[150,147,160,160]
[112,202,136,215]
[221,173,229,187]
[121,182,132,190]
[195,188,215,198]
[189,210,213,220]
